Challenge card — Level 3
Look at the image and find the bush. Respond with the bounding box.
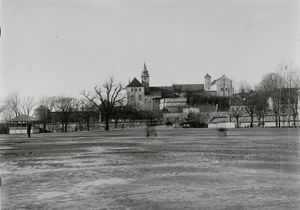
[0,124,9,134]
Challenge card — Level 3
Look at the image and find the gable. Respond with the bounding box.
[127,78,144,87]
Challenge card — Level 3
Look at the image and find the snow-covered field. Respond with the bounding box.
[0,127,299,209]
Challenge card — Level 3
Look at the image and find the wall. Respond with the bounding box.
[9,126,39,134]
[126,86,145,110]
[204,77,211,91]
[159,98,187,110]
[208,122,235,128]
[163,113,184,123]
[143,96,161,111]
[212,76,234,96]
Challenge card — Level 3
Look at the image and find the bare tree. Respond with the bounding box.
[0,93,20,122]
[6,92,21,117]
[259,72,283,127]
[54,96,74,132]
[253,91,269,127]
[242,91,256,127]
[19,97,36,116]
[238,80,252,94]
[73,98,97,131]
[230,95,245,128]
[35,96,57,132]
[284,69,300,127]
[82,77,125,130]
[0,98,9,122]
[39,96,56,112]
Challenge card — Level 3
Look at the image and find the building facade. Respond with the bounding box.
[126,63,234,111]
[210,75,234,96]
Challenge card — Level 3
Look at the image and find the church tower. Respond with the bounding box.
[204,73,211,91]
[141,62,150,94]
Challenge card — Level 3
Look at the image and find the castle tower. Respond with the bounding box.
[204,73,211,91]
[141,62,150,94]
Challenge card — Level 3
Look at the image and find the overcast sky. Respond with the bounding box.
[1,0,299,98]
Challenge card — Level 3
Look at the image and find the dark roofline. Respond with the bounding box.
[204,73,211,78]
[127,78,144,87]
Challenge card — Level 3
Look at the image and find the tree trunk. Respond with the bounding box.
[235,117,239,128]
[257,116,261,127]
[87,115,90,131]
[87,121,90,131]
[293,115,296,128]
[65,123,68,132]
[115,117,119,128]
[250,114,253,128]
[278,106,281,127]
[105,116,109,130]
[43,123,47,132]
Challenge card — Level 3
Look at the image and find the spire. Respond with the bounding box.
[142,62,149,76]
[143,62,148,72]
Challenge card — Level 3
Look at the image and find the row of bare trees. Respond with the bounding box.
[0,93,99,132]
[0,77,144,132]
[0,93,36,121]
[231,64,299,128]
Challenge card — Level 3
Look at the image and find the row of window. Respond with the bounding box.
[131,88,142,92]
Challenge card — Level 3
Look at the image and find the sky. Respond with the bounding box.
[1,0,299,98]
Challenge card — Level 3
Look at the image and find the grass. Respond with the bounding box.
[0,127,299,209]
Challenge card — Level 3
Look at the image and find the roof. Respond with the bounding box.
[209,116,229,124]
[161,107,170,113]
[9,115,37,122]
[211,75,230,86]
[142,62,149,76]
[127,78,144,87]
[149,86,173,92]
[204,73,211,78]
[173,84,204,92]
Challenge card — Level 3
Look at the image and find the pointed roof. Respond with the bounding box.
[211,75,230,85]
[204,73,211,78]
[127,78,144,87]
[141,62,149,76]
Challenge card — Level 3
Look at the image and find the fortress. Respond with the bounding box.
[126,63,234,111]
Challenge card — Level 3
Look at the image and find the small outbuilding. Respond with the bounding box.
[9,115,39,134]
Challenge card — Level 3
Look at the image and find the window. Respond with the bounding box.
[138,95,142,101]
[135,88,137,92]
[131,88,133,92]
[130,95,134,101]
[139,88,141,92]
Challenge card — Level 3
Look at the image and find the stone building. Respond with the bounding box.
[210,75,234,96]
[126,63,234,111]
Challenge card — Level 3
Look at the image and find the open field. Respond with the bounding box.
[0,127,299,209]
